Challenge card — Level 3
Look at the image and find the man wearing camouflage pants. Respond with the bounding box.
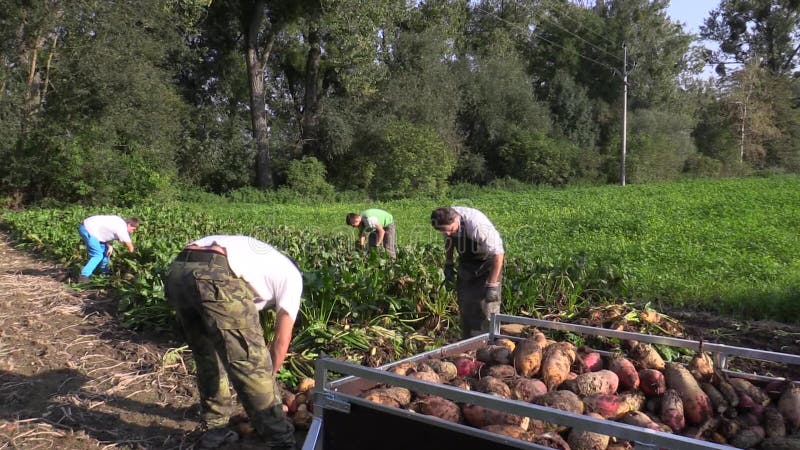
[430,207,505,339]
[165,235,301,449]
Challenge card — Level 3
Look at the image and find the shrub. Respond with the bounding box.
[497,127,576,186]
[284,156,335,199]
[683,154,722,178]
[370,120,455,199]
[227,186,275,203]
[487,176,531,192]
[451,150,490,184]
[624,109,697,184]
[176,185,229,204]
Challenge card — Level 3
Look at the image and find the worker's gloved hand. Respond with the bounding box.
[444,263,456,284]
[485,283,501,303]
[481,299,500,318]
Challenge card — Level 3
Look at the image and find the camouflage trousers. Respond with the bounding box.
[164,249,295,447]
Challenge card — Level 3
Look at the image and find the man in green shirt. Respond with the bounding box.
[346,209,397,259]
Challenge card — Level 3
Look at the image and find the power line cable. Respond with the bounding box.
[476,5,620,76]
[539,0,618,47]
[537,1,702,78]
[521,3,624,63]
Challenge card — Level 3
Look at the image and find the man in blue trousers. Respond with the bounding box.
[77,215,139,282]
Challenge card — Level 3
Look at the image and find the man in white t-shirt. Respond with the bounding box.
[77,215,139,282]
[164,235,301,450]
[430,206,505,339]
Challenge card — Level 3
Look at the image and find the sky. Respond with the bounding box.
[666,1,719,78]
[665,0,714,35]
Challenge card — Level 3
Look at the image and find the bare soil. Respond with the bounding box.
[666,309,800,379]
[1,231,799,449]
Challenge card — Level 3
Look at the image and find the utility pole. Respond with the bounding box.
[621,43,628,186]
[739,101,746,163]
[736,69,754,165]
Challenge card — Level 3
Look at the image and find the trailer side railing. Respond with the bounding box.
[302,314,799,450]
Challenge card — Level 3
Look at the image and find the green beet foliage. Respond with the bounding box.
[3,176,800,382]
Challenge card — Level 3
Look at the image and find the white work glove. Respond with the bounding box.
[105,246,113,257]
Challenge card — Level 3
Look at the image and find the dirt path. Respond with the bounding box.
[0,234,309,450]
[0,233,203,449]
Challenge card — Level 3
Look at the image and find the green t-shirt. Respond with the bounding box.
[360,209,393,232]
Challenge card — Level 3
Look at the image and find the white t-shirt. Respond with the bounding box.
[190,235,303,320]
[83,215,132,243]
[452,206,505,257]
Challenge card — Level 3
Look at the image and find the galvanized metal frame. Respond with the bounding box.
[302,314,799,450]
[306,357,736,450]
[488,314,800,380]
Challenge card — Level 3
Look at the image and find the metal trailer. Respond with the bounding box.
[300,313,800,450]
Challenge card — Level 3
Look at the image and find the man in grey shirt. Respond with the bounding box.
[430,206,505,338]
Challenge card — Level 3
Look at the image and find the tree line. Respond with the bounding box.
[2,0,799,206]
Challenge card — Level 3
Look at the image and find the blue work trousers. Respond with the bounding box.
[78,224,110,277]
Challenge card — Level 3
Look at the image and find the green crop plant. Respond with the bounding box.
[3,175,800,381]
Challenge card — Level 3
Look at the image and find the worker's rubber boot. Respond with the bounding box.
[198,428,239,448]
[254,404,295,449]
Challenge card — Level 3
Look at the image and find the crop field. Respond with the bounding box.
[2,175,799,383]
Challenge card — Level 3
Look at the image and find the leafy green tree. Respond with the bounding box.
[455,51,552,180]
[610,108,697,183]
[256,0,405,169]
[284,156,334,199]
[1,0,189,204]
[324,1,465,189]
[546,69,600,151]
[237,0,282,189]
[179,109,256,193]
[682,154,724,178]
[181,1,310,190]
[370,120,455,199]
[0,1,65,203]
[497,126,578,186]
[0,1,64,135]
[602,0,694,108]
[493,0,695,184]
[524,0,693,108]
[766,76,800,171]
[725,63,783,169]
[702,0,800,76]
[692,90,741,174]
[380,27,461,138]
[172,1,262,192]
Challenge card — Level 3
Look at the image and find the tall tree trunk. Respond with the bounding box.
[16,5,63,135]
[301,23,322,157]
[242,0,275,189]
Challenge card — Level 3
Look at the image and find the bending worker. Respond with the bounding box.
[164,235,300,450]
[430,206,504,339]
[346,208,397,258]
[77,215,139,282]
